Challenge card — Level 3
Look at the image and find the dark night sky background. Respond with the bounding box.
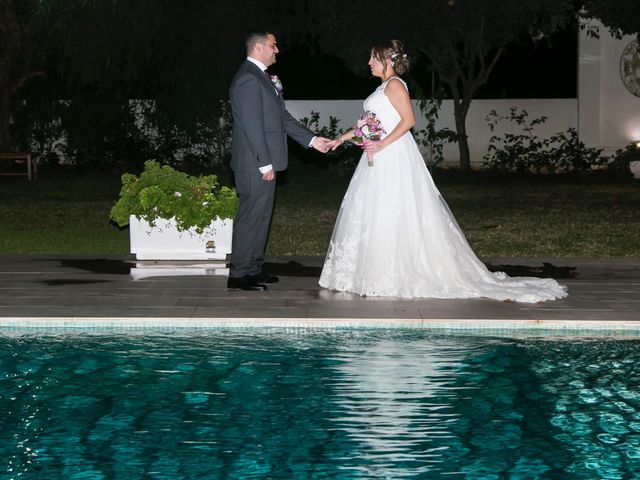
[270,22,578,100]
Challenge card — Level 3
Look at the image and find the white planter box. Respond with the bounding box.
[130,262,229,280]
[129,215,233,260]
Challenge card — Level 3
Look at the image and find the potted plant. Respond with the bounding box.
[111,160,238,260]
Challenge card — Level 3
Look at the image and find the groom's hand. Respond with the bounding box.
[261,169,275,181]
[311,137,331,153]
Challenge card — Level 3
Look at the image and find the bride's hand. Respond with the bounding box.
[328,137,344,151]
[324,140,337,151]
[364,139,384,155]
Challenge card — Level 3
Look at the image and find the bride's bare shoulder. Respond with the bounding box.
[384,77,410,98]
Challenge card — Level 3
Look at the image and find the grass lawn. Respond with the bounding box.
[1,169,639,257]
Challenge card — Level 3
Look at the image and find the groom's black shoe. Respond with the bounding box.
[251,272,279,284]
[226,275,267,291]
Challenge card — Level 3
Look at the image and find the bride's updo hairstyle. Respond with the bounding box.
[372,39,409,75]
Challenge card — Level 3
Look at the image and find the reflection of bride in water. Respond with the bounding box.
[329,336,468,477]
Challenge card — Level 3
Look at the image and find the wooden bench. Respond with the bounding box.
[0,152,38,181]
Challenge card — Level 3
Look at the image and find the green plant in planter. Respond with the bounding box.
[110,160,238,233]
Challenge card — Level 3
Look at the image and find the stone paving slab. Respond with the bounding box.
[0,254,639,330]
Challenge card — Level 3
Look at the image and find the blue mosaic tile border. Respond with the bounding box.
[1,317,640,336]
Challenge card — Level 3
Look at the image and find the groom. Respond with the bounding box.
[227,30,330,291]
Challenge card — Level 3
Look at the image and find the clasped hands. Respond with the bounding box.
[262,136,341,181]
[311,137,333,153]
[323,137,385,156]
[312,136,356,152]
[313,137,385,155]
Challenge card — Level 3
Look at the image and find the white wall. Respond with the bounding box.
[286,19,640,166]
[579,19,640,154]
[286,98,577,166]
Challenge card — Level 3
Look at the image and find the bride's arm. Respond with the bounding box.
[328,129,355,151]
[365,79,415,154]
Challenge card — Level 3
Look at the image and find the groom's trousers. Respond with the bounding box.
[229,169,276,279]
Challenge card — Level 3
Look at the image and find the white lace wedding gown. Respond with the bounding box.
[319,77,567,303]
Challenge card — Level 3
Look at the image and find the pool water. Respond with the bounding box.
[1,329,639,479]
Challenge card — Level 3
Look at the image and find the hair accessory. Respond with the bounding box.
[390,52,408,60]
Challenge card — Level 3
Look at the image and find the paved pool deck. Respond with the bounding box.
[0,254,639,331]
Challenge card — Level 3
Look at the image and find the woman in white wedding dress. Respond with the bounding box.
[319,40,567,303]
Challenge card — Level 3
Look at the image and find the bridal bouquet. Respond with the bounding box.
[351,111,386,167]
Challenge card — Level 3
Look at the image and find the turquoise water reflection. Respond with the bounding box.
[1,330,639,479]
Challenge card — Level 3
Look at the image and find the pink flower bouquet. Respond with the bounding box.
[351,112,386,166]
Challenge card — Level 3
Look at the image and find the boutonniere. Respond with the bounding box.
[270,74,283,95]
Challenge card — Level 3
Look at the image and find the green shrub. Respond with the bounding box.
[110,160,238,233]
[299,111,361,176]
[414,94,458,170]
[544,128,608,172]
[484,107,607,174]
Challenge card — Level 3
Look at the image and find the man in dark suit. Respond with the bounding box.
[228,30,330,291]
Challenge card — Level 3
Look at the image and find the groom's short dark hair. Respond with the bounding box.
[245,29,273,54]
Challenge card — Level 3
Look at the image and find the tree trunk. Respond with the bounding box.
[450,90,472,172]
[0,89,11,152]
[453,108,471,171]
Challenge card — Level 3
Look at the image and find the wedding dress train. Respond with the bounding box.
[319,78,567,303]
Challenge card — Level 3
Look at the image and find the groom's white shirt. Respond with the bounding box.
[246,56,315,174]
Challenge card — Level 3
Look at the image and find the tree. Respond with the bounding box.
[580,1,640,39]
[311,0,573,170]
[0,0,50,151]
[1,0,317,166]
[0,0,163,155]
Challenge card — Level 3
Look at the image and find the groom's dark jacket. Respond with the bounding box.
[229,60,314,172]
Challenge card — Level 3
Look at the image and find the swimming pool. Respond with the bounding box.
[1,329,639,479]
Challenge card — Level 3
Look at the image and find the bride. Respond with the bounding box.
[319,40,567,303]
